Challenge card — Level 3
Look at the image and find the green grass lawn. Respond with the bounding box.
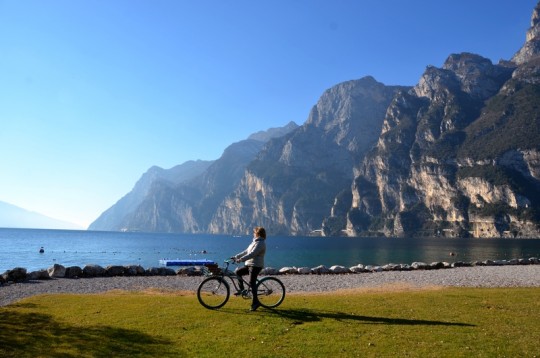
[1,287,539,357]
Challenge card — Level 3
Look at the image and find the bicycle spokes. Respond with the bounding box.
[197,277,230,309]
[256,277,285,308]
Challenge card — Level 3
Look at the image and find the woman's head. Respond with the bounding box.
[254,226,266,239]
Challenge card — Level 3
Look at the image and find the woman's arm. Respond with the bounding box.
[234,249,248,260]
[238,241,265,262]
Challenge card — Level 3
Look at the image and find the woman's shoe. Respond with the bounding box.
[234,289,248,296]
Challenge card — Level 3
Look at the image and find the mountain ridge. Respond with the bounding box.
[0,201,82,230]
[89,123,299,232]
[90,2,540,238]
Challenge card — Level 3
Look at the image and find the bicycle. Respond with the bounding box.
[197,259,286,310]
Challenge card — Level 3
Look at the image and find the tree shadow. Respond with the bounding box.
[0,307,180,357]
[249,308,475,327]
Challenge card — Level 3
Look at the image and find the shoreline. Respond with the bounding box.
[1,265,539,307]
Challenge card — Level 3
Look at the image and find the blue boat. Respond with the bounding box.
[159,259,216,267]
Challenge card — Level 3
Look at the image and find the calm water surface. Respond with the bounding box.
[1,228,539,272]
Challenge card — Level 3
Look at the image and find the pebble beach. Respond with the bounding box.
[1,265,539,307]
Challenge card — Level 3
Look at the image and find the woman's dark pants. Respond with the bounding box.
[235,265,262,305]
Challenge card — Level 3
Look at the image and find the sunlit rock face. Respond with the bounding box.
[346,8,540,238]
[512,2,540,65]
[209,77,406,236]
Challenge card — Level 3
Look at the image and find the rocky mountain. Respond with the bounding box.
[88,160,214,231]
[88,122,298,232]
[345,4,540,238]
[0,201,81,230]
[208,77,407,235]
[91,2,540,238]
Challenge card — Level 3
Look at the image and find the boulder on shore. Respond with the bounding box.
[125,265,146,276]
[27,269,50,280]
[411,262,428,270]
[297,267,312,275]
[330,265,350,274]
[2,267,27,283]
[311,265,330,274]
[176,267,201,276]
[65,266,83,278]
[48,264,66,278]
[105,265,126,277]
[83,264,106,277]
[147,267,177,276]
[261,267,279,275]
[279,267,297,274]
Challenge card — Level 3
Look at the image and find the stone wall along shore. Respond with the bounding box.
[1,257,539,285]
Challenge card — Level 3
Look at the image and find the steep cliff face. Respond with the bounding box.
[89,123,298,232]
[346,4,540,238]
[512,2,540,65]
[88,160,213,231]
[208,77,408,235]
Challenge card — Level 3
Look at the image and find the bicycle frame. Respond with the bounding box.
[203,260,253,295]
[198,259,286,310]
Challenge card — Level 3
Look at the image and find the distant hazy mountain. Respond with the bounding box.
[88,121,299,232]
[88,160,214,231]
[0,201,82,230]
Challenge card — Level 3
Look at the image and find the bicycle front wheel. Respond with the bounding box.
[197,277,230,309]
[256,277,285,308]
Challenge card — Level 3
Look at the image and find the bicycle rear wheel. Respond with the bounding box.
[256,277,285,308]
[197,277,230,309]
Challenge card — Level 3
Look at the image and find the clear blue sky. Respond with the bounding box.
[0,0,536,228]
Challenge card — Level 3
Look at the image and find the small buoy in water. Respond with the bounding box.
[449,252,456,256]
[39,247,44,253]
[201,250,207,254]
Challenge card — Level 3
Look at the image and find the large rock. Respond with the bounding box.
[82,264,106,277]
[147,267,176,276]
[296,267,312,275]
[311,265,330,274]
[411,262,428,270]
[382,263,401,271]
[48,264,66,278]
[105,265,125,277]
[176,267,197,276]
[278,267,297,275]
[350,264,367,273]
[2,267,27,282]
[329,265,350,274]
[65,266,83,278]
[125,265,146,276]
[27,269,50,280]
[261,267,279,275]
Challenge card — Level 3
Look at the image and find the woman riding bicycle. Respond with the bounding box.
[232,226,266,311]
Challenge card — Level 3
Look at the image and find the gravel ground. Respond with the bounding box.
[1,265,539,307]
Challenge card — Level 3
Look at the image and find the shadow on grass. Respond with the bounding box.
[248,308,475,327]
[0,306,178,357]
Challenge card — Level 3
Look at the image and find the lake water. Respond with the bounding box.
[1,228,540,272]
